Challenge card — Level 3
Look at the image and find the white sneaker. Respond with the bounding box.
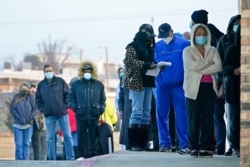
[76,157,85,161]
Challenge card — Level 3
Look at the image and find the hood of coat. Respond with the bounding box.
[226,14,241,34]
[190,23,212,48]
[78,61,98,79]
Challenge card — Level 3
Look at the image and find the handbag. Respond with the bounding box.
[97,114,112,137]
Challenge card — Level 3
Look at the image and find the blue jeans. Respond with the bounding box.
[13,125,33,160]
[45,115,74,160]
[129,87,152,125]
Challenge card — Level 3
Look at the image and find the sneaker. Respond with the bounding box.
[190,150,199,157]
[171,146,176,152]
[159,146,172,152]
[199,150,213,157]
[232,149,240,157]
[225,148,233,156]
[76,157,85,161]
[178,148,191,155]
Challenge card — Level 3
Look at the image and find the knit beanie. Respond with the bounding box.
[191,9,208,24]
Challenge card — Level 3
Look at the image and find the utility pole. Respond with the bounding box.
[80,49,83,62]
[105,47,109,92]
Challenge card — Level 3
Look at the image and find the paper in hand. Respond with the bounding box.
[146,61,172,77]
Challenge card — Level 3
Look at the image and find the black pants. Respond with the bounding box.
[226,103,240,150]
[186,83,215,151]
[214,97,226,152]
[76,119,98,158]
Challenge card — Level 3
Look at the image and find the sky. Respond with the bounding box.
[0,0,239,67]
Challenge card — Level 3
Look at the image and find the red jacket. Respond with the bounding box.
[68,107,77,132]
[58,108,77,136]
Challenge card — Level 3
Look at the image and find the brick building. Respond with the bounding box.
[240,0,250,166]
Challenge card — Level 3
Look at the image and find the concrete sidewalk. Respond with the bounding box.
[86,151,239,167]
[0,150,239,167]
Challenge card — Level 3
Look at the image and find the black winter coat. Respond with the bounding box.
[36,76,69,117]
[68,78,106,121]
[223,45,240,104]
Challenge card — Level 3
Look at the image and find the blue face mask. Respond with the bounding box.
[45,72,53,80]
[195,36,208,46]
[119,72,124,78]
[189,21,193,29]
[83,73,92,80]
[233,24,239,33]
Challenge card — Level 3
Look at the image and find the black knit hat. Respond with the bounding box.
[191,9,208,24]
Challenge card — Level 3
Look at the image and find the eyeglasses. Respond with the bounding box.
[44,70,52,73]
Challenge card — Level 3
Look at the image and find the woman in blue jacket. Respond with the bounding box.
[10,82,38,160]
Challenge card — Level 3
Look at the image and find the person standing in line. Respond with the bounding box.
[216,14,241,156]
[68,62,106,158]
[154,23,190,154]
[29,81,47,160]
[190,9,224,153]
[116,67,132,150]
[147,90,159,151]
[223,25,241,157]
[182,31,191,40]
[97,98,118,155]
[35,64,75,160]
[183,24,222,157]
[10,82,38,160]
[113,67,123,133]
[123,23,157,151]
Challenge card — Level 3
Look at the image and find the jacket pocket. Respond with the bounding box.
[76,105,86,116]
[92,105,101,117]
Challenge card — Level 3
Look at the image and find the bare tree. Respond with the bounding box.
[37,36,73,74]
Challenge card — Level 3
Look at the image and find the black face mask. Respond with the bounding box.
[20,90,29,96]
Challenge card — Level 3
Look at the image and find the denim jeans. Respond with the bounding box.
[129,87,152,125]
[13,125,33,160]
[45,115,74,160]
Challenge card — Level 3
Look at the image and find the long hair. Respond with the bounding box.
[13,82,30,107]
[132,31,155,61]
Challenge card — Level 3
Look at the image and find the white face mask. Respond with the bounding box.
[83,73,92,80]
[163,36,173,45]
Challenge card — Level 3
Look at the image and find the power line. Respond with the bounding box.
[0,7,236,26]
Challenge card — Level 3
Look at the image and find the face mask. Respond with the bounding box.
[20,90,29,96]
[195,36,208,46]
[146,38,154,47]
[163,37,173,45]
[233,24,239,33]
[189,21,193,29]
[119,72,124,78]
[83,73,92,80]
[45,72,53,80]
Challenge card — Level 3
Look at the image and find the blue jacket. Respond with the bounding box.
[35,76,69,117]
[10,94,38,125]
[154,36,190,86]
